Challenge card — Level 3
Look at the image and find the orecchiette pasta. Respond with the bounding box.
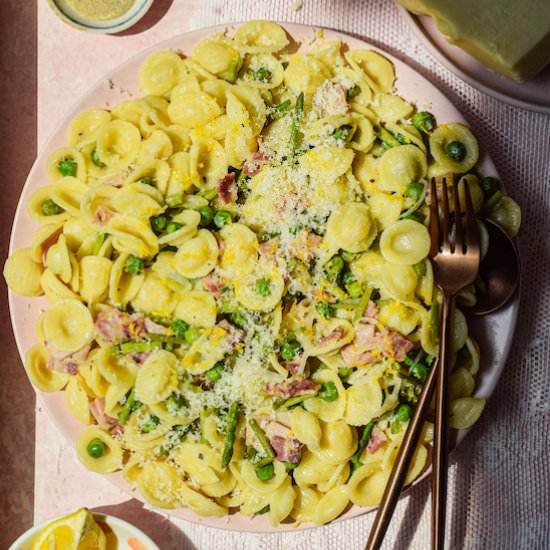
[4,20,519,528]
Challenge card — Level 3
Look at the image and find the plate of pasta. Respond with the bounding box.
[5,20,521,531]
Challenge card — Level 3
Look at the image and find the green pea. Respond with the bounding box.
[480,176,499,198]
[86,438,106,458]
[255,277,272,296]
[170,319,189,338]
[41,199,64,216]
[410,363,428,382]
[396,403,412,422]
[150,214,167,233]
[324,255,344,282]
[404,181,424,202]
[280,340,302,361]
[91,148,106,168]
[124,255,144,275]
[58,158,77,177]
[230,311,247,328]
[319,381,338,402]
[214,210,232,228]
[346,84,361,99]
[198,206,214,226]
[206,363,224,383]
[411,111,435,133]
[445,141,466,162]
[138,175,155,186]
[184,326,202,345]
[255,462,275,481]
[166,222,182,233]
[414,261,427,276]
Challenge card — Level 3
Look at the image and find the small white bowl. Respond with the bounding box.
[47,0,155,34]
[8,512,160,550]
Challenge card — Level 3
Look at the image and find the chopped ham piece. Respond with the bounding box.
[111,424,125,437]
[390,332,415,362]
[95,307,132,342]
[98,172,124,188]
[317,328,345,346]
[216,173,237,204]
[94,205,115,225]
[217,319,244,346]
[46,343,90,375]
[264,378,319,398]
[341,323,414,367]
[144,318,169,335]
[259,239,278,259]
[366,427,387,454]
[40,228,63,265]
[94,307,148,342]
[202,274,225,297]
[363,301,379,319]
[242,152,269,177]
[281,353,306,376]
[264,421,303,463]
[90,397,118,428]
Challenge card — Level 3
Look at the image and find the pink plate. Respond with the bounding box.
[8,22,519,532]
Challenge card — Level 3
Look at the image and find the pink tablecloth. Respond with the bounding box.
[36,1,550,548]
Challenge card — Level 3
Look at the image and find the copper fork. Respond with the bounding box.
[429,175,480,549]
[365,176,480,550]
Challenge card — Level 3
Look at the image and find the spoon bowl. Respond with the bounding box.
[467,217,520,315]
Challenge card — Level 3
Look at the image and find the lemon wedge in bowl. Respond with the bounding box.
[30,508,106,550]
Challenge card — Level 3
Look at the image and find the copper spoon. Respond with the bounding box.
[466,217,520,315]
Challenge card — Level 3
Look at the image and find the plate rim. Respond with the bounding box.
[398,7,550,114]
[7,20,520,533]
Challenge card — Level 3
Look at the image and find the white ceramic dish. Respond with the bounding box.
[399,7,550,114]
[47,0,155,34]
[8,512,160,550]
[7,22,520,532]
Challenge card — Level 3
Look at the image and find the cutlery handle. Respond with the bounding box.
[432,293,453,549]
[365,355,438,550]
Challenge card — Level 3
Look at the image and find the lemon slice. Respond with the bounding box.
[31,508,106,550]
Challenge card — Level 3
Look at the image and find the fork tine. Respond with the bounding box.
[453,179,463,254]
[429,177,439,257]
[463,182,480,252]
[440,176,451,253]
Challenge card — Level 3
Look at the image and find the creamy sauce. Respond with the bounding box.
[59,0,135,22]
